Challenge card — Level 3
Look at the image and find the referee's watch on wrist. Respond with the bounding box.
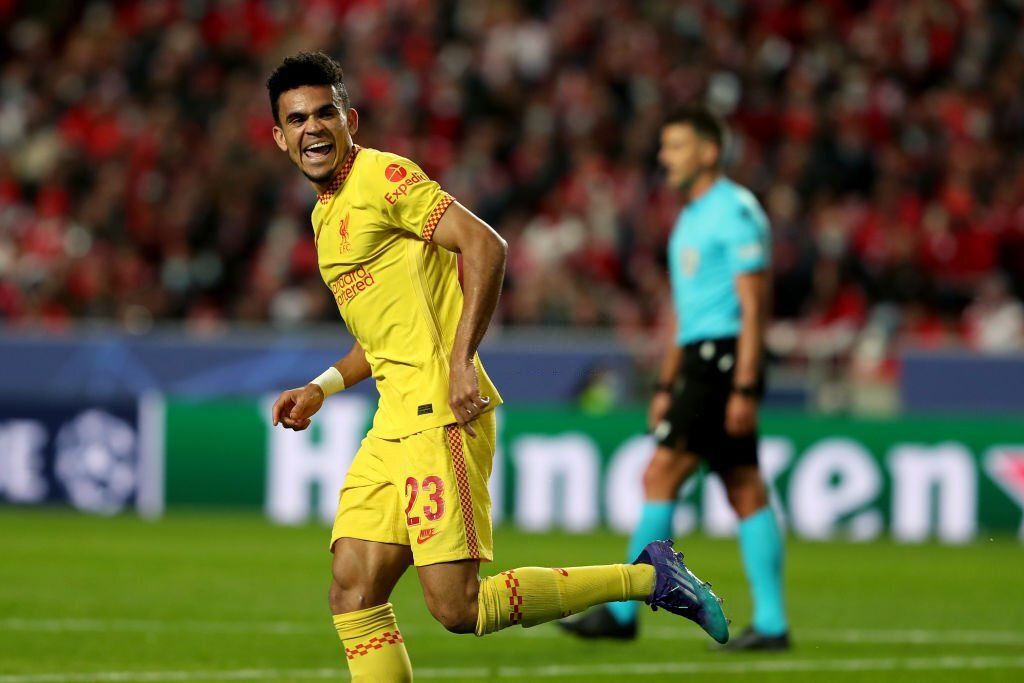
[654,381,673,394]
[732,383,758,398]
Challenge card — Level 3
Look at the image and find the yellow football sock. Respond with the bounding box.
[475,564,655,635]
[333,602,412,682]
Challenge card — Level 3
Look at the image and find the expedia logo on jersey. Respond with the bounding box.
[383,169,428,205]
[329,266,376,306]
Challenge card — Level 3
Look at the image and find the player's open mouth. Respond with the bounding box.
[303,141,333,162]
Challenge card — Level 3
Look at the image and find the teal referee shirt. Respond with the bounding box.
[667,177,771,346]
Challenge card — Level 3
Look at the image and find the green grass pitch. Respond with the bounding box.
[1,509,1021,682]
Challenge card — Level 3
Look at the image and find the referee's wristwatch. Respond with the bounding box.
[653,381,674,394]
[732,383,759,398]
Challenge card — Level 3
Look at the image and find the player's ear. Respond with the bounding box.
[272,125,288,152]
[346,108,359,135]
[700,140,719,168]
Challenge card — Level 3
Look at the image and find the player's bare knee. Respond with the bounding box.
[328,578,353,614]
[427,599,477,634]
[329,576,378,614]
[422,578,479,633]
[417,561,481,633]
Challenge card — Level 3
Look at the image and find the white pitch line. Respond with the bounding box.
[642,626,1024,646]
[3,618,1024,647]
[0,670,341,683]
[496,656,1024,677]
[0,618,324,635]
[3,657,1024,682]
[795,628,1024,646]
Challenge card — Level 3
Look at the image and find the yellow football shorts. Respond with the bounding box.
[330,410,496,566]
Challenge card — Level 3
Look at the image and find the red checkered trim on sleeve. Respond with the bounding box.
[344,629,404,660]
[501,570,524,625]
[421,193,454,241]
[317,145,362,205]
[445,424,479,559]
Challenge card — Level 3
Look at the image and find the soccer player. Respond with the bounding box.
[265,52,729,681]
[560,108,790,650]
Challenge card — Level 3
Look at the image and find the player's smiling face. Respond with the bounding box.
[273,85,359,188]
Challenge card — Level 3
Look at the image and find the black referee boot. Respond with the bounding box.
[557,605,638,640]
[717,626,791,651]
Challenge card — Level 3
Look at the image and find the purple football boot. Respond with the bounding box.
[634,540,730,643]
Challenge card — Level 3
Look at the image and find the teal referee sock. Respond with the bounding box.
[738,506,788,636]
[606,501,675,626]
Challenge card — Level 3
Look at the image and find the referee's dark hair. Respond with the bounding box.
[663,107,726,163]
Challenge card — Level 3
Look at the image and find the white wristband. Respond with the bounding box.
[310,366,346,397]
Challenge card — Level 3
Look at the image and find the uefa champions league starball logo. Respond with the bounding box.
[54,410,138,515]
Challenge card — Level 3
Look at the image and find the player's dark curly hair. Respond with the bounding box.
[663,106,726,164]
[266,51,350,124]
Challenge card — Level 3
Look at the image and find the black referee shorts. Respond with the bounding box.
[653,337,762,474]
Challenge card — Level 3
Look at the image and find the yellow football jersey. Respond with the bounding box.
[311,145,502,439]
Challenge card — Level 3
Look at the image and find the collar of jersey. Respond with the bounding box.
[687,175,727,212]
[316,144,362,205]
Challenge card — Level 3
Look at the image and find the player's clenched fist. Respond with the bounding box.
[272,384,326,431]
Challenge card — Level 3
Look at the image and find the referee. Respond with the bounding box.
[562,108,789,650]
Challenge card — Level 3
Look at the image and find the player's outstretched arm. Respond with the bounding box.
[271,341,371,431]
[430,202,507,437]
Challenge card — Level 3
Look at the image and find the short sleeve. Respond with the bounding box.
[726,202,769,274]
[377,156,455,241]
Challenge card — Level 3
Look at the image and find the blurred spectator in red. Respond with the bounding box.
[0,0,1020,364]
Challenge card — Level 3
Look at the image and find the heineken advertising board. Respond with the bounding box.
[159,395,1024,543]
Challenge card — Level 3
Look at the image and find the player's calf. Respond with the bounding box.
[474,564,656,635]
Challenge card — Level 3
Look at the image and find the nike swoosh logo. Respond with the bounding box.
[417,529,438,544]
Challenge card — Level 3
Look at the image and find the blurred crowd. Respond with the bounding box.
[1,0,1023,371]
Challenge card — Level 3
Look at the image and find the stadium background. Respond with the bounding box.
[1,0,1023,681]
